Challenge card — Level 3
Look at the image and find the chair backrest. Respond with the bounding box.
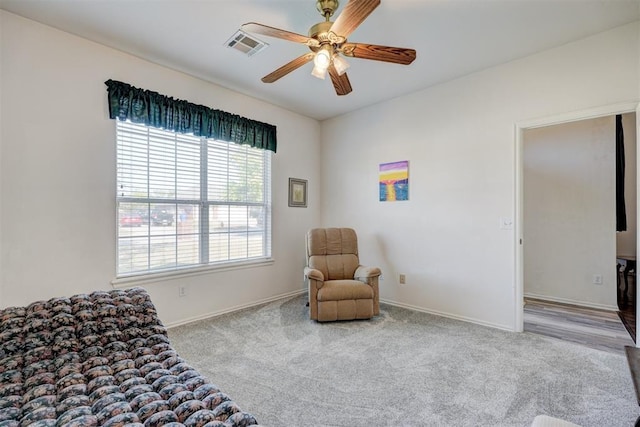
[306,228,359,281]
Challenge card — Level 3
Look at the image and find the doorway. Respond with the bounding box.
[514,102,640,346]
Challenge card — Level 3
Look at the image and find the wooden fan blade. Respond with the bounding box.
[328,65,353,96]
[242,22,319,47]
[261,52,315,83]
[340,43,416,65]
[329,0,380,39]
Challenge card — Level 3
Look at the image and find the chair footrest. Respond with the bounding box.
[317,280,373,301]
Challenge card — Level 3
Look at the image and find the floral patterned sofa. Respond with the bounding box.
[0,287,259,427]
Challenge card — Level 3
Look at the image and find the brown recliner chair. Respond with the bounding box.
[305,228,381,322]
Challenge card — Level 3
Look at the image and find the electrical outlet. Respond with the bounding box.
[179,286,187,297]
[399,274,406,285]
[592,275,603,285]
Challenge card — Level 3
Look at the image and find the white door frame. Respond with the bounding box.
[514,102,640,339]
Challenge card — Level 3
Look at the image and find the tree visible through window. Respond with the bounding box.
[116,120,271,276]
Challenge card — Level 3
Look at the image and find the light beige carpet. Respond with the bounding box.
[168,295,637,427]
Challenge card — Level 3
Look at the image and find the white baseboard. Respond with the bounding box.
[523,292,618,312]
[166,291,616,332]
[165,288,306,329]
[380,298,515,332]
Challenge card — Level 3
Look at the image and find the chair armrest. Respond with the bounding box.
[304,267,324,281]
[354,265,381,279]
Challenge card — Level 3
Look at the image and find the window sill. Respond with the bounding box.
[111,258,274,289]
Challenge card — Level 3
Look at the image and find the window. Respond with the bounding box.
[116,120,271,277]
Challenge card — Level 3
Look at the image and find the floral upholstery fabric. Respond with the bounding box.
[0,288,259,427]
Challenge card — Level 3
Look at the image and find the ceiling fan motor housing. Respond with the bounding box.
[316,0,339,18]
[308,21,346,55]
[309,21,333,43]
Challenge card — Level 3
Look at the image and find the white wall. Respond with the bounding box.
[617,113,638,257]
[321,22,639,330]
[1,11,638,332]
[0,11,321,325]
[523,116,617,309]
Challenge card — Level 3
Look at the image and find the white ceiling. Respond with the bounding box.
[1,0,639,121]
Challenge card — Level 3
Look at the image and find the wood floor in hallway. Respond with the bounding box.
[524,298,635,355]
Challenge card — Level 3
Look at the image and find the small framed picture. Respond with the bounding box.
[288,178,307,207]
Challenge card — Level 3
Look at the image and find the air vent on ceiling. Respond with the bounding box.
[225,30,268,57]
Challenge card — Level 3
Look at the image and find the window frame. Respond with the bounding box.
[114,120,273,281]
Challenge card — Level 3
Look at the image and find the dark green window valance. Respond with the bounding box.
[105,79,277,152]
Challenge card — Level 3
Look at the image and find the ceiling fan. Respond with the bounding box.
[241,0,417,96]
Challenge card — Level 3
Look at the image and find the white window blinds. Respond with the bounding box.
[116,120,271,276]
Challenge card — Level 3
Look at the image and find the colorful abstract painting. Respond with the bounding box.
[379,161,409,201]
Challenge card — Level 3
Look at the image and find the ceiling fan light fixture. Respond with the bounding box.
[333,54,350,75]
[311,45,332,79]
[313,47,332,69]
[311,64,328,79]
